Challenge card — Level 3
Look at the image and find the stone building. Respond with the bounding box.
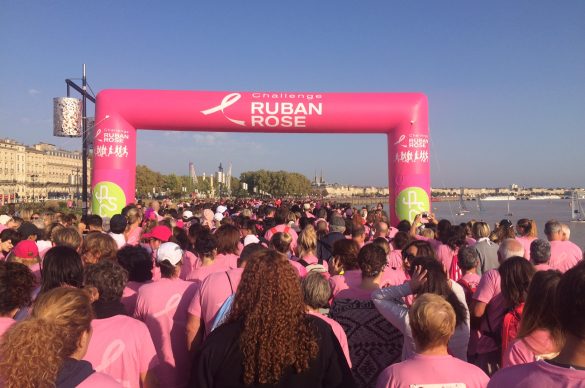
[0,139,91,202]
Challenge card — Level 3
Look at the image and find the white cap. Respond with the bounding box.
[156,242,183,266]
[182,210,194,220]
[216,205,227,214]
[214,212,224,221]
[0,215,11,225]
[243,234,260,246]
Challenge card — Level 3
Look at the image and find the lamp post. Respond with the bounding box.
[76,168,80,201]
[53,64,95,217]
[30,174,38,202]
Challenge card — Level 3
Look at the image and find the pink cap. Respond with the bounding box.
[142,225,172,242]
[13,240,39,258]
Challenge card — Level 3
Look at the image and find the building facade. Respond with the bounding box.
[0,139,91,202]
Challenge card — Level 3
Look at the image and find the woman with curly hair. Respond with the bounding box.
[0,287,120,387]
[190,249,355,387]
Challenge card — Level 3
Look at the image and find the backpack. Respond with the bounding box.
[297,257,327,274]
[457,277,477,306]
[210,272,236,332]
[448,253,462,282]
[211,294,234,332]
[501,303,524,363]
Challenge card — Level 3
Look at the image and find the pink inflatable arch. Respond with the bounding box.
[92,90,430,225]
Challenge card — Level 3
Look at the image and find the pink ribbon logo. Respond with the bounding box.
[96,339,125,371]
[153,293,182,318]
[201,93,246,126]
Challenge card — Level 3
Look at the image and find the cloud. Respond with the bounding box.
[28,89,41,96]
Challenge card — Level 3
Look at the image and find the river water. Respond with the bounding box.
[379,199,585,250]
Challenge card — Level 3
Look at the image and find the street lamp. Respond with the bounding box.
[30,174,38,202]
[71,168,80,201]
[53,64,95,217]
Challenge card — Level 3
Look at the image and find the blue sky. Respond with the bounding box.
[1,1,584,188]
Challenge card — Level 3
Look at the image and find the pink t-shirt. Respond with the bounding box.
[461,272,481,290]
[180,251,200,280]
[387,250,403,269]
[334,285,376,301]
[435,244,457,273]
[134,277,199,388]
[83,315,158,388]
[380,268,408,288]
[329,270,361,298]
[488,360,585,387]
[185,260,232,285]
[473,269,507,354]
[149,250,161,282]
[504,329,560,368]
[549,240,583,273]
[125,226,142,246]
[288,259,307,277]
[187,268,244,338]
[296,254,329,272]
[78,371,123,387]
[535,263,553,271]
[516,236,536,260]
[376,353,489,388]
[308,311,352,368]
[264,224,299,253]
[121,281,150,316]
[0,317,15,336]
[214,253,239,270]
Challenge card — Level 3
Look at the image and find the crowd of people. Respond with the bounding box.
[0,199,583,387]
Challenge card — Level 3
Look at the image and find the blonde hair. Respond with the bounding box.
[0,287,93,387]
[52,226,82,250]
[421,228,435,239]
[409,293,456,351]
[126,207,142,226]
[472,221,490,239]
[297,225,317,258]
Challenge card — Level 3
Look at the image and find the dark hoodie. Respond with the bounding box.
[56,358,95,388]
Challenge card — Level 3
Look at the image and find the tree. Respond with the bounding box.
[239,170,312,197]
